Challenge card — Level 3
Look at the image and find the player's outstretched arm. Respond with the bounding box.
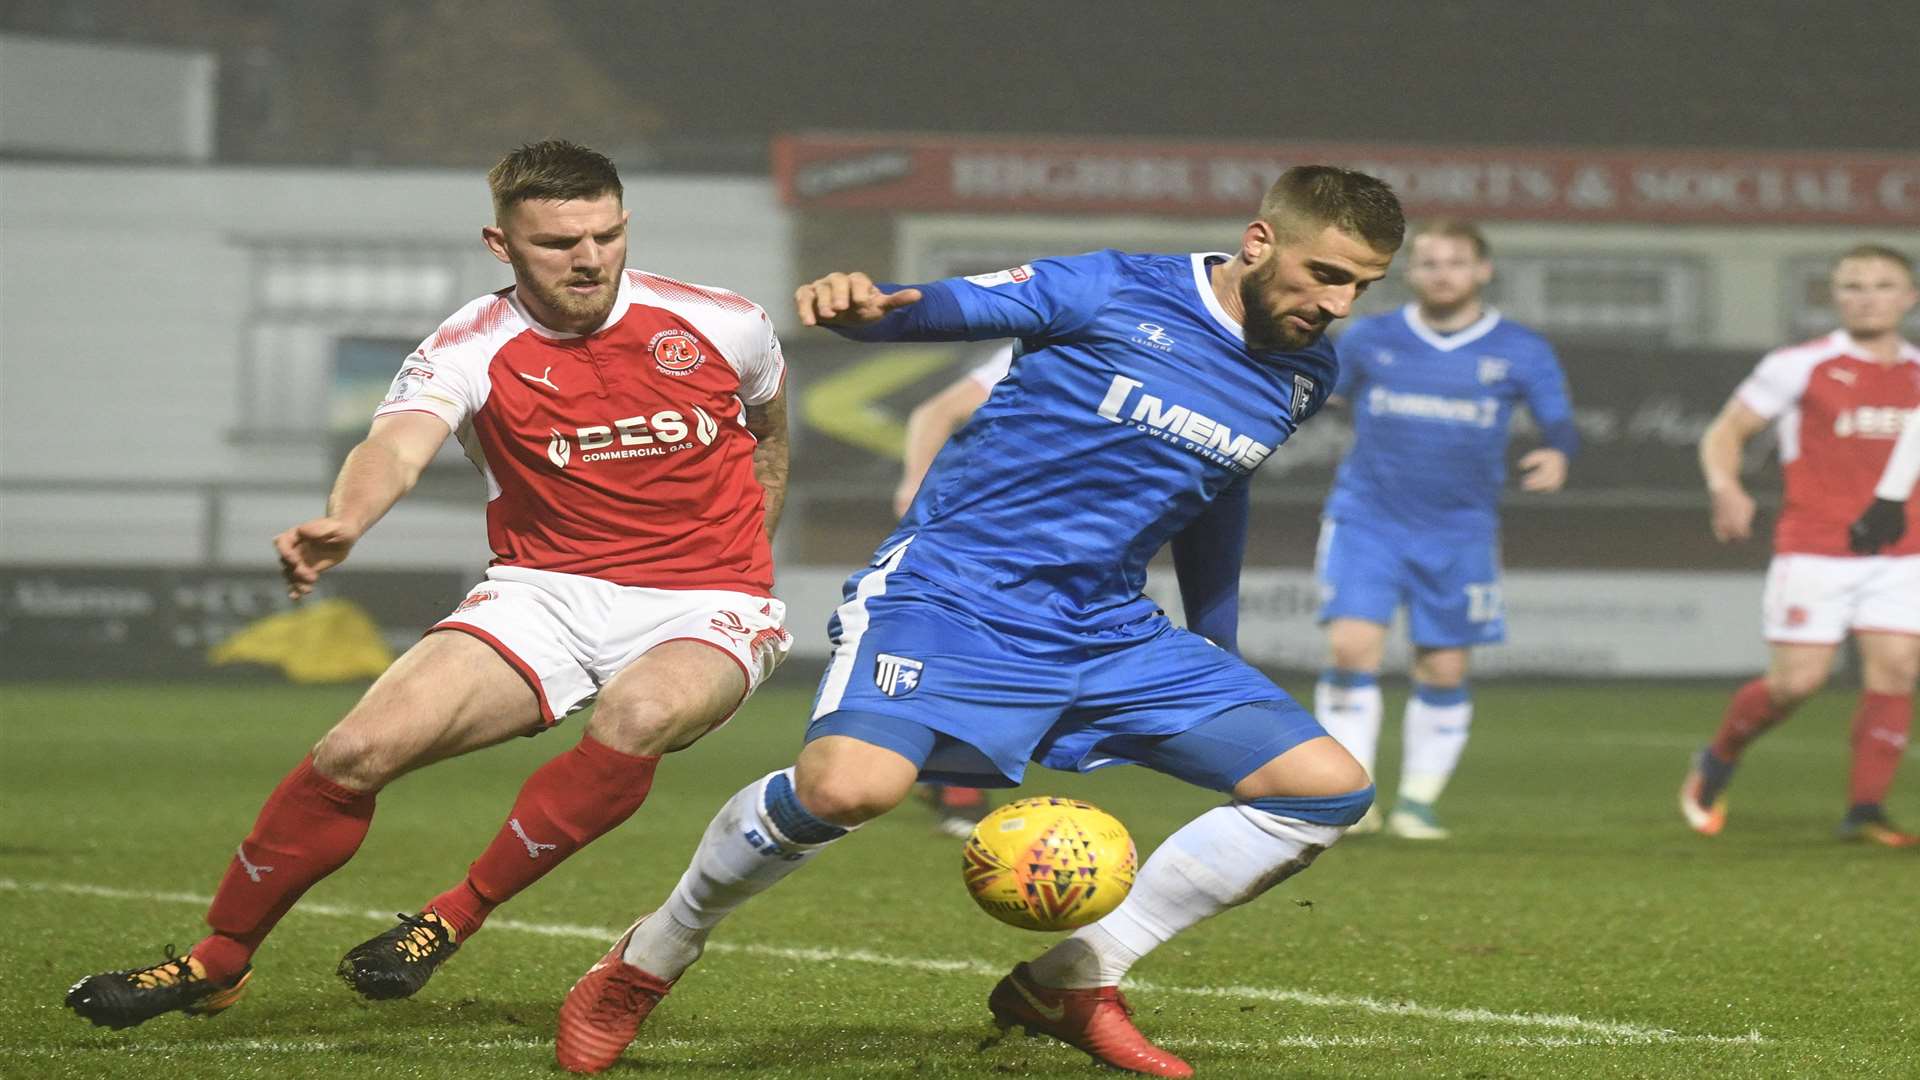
[745,386,790,540]
[1698,398,1769,543]
[275,411,449,600]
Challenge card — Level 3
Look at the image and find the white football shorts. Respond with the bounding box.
[1761,553,1920,645]
[434,565,791,726]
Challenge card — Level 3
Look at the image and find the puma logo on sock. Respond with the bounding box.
[510,818,559,859]
[235,845,274,883]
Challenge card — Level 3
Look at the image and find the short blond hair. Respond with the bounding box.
[1412,218,1490,259]
[1834,243,1914,280]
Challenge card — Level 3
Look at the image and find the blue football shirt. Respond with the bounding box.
[847,249,1337,632]
[1325,305,1573,535]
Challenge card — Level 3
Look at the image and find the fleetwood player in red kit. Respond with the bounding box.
[65,141,794,1028]
[1683,245,1920,845]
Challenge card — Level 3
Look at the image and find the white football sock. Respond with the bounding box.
[1026,803,1344,988]
[1314,671,1382,780]
[1399,686,1472,806]
[623,769,851,980]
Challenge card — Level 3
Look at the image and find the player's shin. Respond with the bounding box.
[426,736,659,938]
[1399,683,1472,807]
[1025,788,1373,989]
[1314,670,1383,779]
[195,756,377,979]
[1847,692,1914,811]
[622,768,854,980]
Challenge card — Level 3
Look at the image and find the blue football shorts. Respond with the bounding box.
[1314,515,1505,648]
[803,556,1328,790]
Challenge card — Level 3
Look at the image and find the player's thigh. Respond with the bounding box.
[1407,534,1503,649]
[1315,517,1405,632]
[1760,554,1855,652]
[1073,630,1366,797]
[1852,556,1920,693]
[589,590,792,755]
[812,572,1071,789]
[314,628,541,790]
[588,639,749,755]
[1856,632,1920,694]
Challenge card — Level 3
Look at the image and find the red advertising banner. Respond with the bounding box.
[774,133,1920,226]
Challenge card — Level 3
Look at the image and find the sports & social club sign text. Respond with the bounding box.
[775,133,1920,226]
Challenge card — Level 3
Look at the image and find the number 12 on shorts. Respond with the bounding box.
[1466,582,1503,623]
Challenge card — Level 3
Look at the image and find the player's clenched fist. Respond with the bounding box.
[273,516,362,600]
[794,271,922,328]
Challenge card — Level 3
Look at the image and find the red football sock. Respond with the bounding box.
[937,785,986,810]
[194,756,376,980]
[426,736,658,939]
[1848,692,1914,807]
[1709,678,1795,763]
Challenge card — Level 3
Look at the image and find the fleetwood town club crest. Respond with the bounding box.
[649,329,706,376]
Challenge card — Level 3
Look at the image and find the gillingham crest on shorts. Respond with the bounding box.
[874,653,924,697]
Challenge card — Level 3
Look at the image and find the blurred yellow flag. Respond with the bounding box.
[208,598,395,683]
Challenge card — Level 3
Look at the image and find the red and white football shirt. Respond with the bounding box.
[375,269,785,594]
[1736,330,1920,557]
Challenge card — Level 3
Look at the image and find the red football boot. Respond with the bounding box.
[988,962,1193,1078]
[555,918,675,1075]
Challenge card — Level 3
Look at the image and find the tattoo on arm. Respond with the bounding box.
[746,393,790,540]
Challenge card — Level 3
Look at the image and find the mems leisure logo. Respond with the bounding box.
[1096,375,1273,472]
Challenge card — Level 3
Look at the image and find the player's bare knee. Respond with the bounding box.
[587,693,708,757]
[310,722,398,792]
[794,770,909,827]
[1766,667,1826,705]
[1234,736,1371,801]
[1326,621,1385,672]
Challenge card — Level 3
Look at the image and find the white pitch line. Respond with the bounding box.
[1,877,1760,1046]
[0,1030,1748,1060]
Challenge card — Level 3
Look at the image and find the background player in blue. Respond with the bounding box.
[556,167,1406,1078]
[1312,219,1577,840]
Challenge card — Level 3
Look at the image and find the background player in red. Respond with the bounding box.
[1682,244,1920,845]
[65,140,794,1028]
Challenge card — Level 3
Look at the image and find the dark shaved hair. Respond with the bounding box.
[1259,166,1405,254]
[487,139,623,221]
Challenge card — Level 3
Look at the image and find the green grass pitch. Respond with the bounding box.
[1,676,1914,1078]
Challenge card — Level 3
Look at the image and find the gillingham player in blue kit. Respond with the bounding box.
[554,167,1405,1077]
[1312,220,1577,839]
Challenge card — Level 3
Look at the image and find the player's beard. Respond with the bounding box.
[1240,257,1326,351]
[511,252,618,331]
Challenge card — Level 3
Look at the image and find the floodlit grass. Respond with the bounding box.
[2,676,1914,1078]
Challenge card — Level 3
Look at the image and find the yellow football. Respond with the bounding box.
[961,796,1137,931]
